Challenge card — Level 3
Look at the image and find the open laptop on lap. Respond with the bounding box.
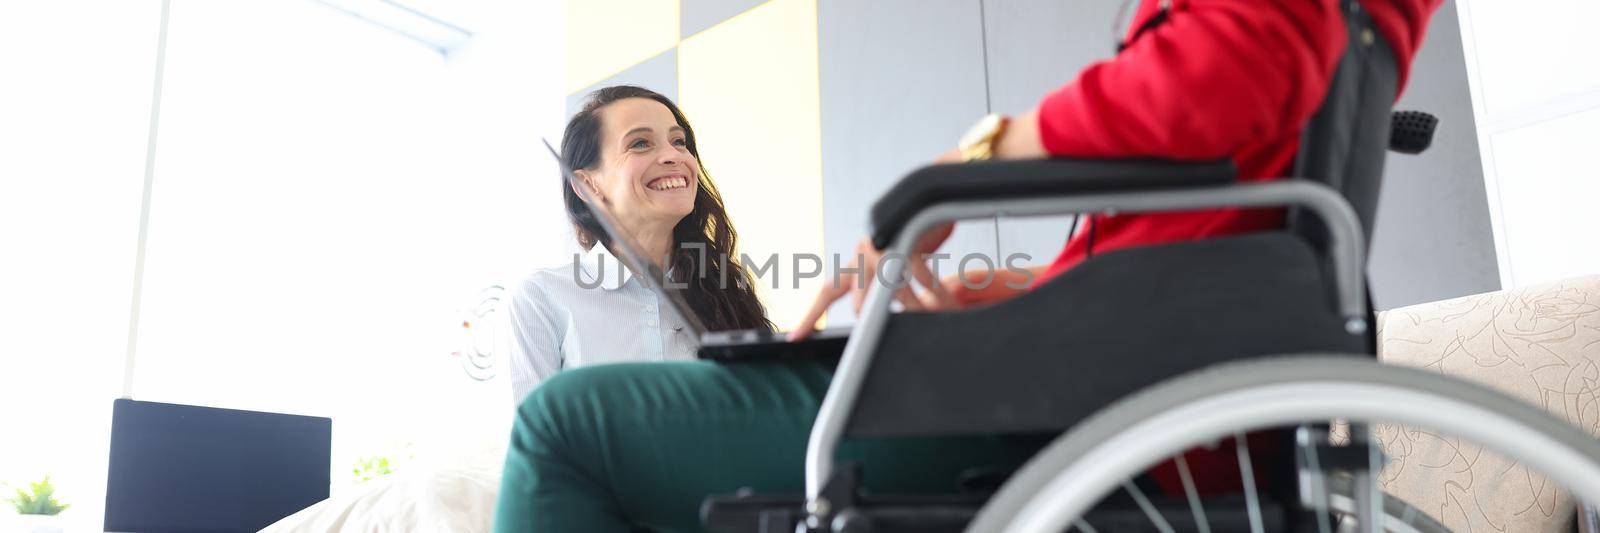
[543,139,849,361]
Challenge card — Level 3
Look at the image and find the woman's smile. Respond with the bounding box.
[645,173,692,192]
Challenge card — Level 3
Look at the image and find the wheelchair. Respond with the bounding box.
[704,1,1600,531]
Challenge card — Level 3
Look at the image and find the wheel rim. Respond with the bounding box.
[967,356,1600,533]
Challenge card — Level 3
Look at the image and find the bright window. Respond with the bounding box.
[0,1,564,528]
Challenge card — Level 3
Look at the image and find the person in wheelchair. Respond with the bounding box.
[494,0,1440,531]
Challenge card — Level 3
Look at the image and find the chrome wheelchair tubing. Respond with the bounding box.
[805,180,1370,518]
[803,231,911,523]
[1322,475,1450,533]
[908,180,1368,321]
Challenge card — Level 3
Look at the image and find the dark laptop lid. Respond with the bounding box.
[105,399,331,533]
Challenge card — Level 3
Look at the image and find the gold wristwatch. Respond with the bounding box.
[957,113,1009,161]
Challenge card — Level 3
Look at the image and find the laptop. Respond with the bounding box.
[104,399,331,533]
[542,138,849,361]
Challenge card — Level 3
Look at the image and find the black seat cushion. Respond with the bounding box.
[846,231,1368,438]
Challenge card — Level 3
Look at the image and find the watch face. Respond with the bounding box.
[960,114,1002,150]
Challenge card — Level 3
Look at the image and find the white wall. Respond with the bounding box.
[0,3,163,527]
[0,1,564,529]
[1458,0,1600,288]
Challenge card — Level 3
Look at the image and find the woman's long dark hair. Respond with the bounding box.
[561,85,772,332]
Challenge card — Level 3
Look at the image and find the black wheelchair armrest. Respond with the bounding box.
[868,158,1237,248]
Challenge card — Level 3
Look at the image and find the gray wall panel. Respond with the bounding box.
[983,0,1119,114]
[565,48,678,119]
[983,0,1121,265]
[819,0,992,324]
[1369,0,1501,309]
[682,0,768,39]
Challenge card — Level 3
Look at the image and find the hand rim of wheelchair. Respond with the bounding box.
[964,355,1600,533]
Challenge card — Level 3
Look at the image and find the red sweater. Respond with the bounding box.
[1030,0,1441,494]
[1033,0,1441,286]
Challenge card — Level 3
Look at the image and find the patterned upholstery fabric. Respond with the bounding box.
[1377,275,1600,532]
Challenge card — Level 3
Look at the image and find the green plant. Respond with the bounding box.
[6,476,69,516]
[352,456,396,484]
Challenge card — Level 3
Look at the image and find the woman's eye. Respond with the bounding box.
[672,138,688,148]
[630,139,649,150]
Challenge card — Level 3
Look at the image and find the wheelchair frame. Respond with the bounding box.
[806,179,1371,509]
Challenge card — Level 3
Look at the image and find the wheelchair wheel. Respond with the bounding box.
[966,356,1600,533]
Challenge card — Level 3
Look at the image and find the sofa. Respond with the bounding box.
[1378,275,1600,532]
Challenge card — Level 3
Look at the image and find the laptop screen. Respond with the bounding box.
[104,399,331,533]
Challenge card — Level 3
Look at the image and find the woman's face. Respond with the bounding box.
[577,97,701,235]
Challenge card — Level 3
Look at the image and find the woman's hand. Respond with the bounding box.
[790,223,956,340]
[788,125,1047,340]
[935,264,1048,309]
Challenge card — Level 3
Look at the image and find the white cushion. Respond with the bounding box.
[260,444,504,533]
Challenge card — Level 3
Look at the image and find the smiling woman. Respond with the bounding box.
[505,85,772,401]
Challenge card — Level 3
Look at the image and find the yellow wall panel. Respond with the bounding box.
[677,0,822,329]
[566,0,680,95]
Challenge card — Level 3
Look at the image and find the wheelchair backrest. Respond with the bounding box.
[1289,0,1402,252]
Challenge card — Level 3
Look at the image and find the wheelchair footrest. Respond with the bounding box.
[703,492,1290,532]
[701,493,804,533]
[703,493,986,533]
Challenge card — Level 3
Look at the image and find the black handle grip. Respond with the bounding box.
[1389,110,1437,155]
[869,159,1236,249]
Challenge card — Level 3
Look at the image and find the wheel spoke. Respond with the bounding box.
[1355,426,1383,533]
[1304,429,1335,533]
[1235,432,1266,533]
[1122,480,1176,533]
[1174,454,1212,533]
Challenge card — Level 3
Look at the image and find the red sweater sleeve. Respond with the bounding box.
[1037,0,1346,160]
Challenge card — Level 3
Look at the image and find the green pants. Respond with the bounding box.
[493,358,1044,532]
